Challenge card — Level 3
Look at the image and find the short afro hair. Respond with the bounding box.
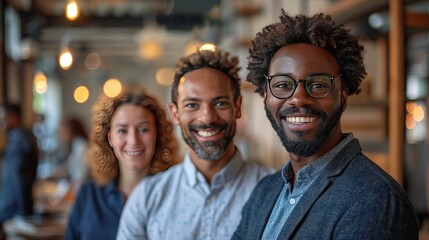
[171,48,241,105]
[247,10,366,97]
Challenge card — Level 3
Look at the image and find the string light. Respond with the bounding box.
[59,47,73,70]
[66,0,79,21]
[33,72,48,94]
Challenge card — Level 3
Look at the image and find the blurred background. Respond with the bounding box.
[1,0,429,237]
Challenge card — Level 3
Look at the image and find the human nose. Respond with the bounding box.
[197,105,218,123]
[286,82,313,107]
[127,131,140,145]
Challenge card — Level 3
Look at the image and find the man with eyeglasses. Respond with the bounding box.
[232,11,419,239]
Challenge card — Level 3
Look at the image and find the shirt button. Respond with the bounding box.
[290,198,296,204]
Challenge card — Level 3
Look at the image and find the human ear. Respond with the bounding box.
[341,89,348,112]
[168,102,180,125]
[235,96,242,119]
[107,132,113,148]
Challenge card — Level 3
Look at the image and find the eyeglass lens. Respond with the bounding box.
[269,75,332,99]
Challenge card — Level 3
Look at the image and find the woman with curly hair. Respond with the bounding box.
[232,10,418,239]
[64,86,178,240]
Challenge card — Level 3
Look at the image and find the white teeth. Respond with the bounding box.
[197,130,219,137]
[125,150,143,156]
[286,116,317,124]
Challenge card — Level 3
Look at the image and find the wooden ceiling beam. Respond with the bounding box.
[319,0,424,24]
[315,0,389,23]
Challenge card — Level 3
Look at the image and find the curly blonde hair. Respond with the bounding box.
[171,48,241,105]
[89,86,178,184]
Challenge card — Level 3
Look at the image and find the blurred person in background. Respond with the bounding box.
[117,48,274,239]
[54,116,89,192]
[0,103,39,239]
[64,86,178,240]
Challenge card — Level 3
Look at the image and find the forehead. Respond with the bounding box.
[112,104,155,123]
[178,67,233,100]
[269,43,340,76]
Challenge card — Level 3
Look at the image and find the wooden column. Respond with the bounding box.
[388,0,405,184]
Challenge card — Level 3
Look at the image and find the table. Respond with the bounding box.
[3,216,65,240]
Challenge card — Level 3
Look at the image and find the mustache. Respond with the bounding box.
[278,106,324,118]
[189,123,227,131]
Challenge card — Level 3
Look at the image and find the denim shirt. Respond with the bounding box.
[262,134,354,239]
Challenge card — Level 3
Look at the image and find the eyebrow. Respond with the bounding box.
[181,96,230,103]
[112,121,151,127]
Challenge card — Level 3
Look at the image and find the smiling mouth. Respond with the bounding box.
[125,150,143,156]
[286,116,317,124]
[196,129,220,137]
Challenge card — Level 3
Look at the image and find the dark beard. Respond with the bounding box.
[265,103,343,157]
[181,123,235,161]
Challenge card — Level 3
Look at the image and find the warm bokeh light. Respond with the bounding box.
[138,40,163,61]
[85,52,101,70]
[103,78,122,98]
[183,41,202,56]
[406,101,417,113]
[74,86,89,103]
[156,67,174,86]
[406,113,416,129]
[35,80,48,94]
[66,0,79,21]
[33,72,48,94]
[413,105,425,122]
[33,72,47,85]
[59,48,73,70]
[199,43,216,52]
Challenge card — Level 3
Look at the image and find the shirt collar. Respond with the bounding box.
[281,133,355,184]
[183,148,244,188]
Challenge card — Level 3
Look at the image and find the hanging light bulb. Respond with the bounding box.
[66,0,79,21]
[33,72,48,94]
[59,47,73,70]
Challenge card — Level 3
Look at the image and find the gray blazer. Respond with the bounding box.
[232,138,419,240]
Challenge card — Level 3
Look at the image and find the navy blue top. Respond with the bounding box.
[64,181,124,240]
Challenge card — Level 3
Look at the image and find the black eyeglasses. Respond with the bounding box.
[265,74,342,99]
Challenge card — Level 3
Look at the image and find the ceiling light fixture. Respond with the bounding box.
[66,0,79,21]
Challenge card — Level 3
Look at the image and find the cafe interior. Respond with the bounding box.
[1,0,429,239]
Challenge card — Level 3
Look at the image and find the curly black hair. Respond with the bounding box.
[171,48,241,105]
[247,10,367,97]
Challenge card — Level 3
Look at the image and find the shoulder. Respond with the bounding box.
[133,163,184,195]
[247,171,282,199]
[345,154,406,195]
[334,154,416,216]
[8,128,30,141]
[75,181,104,200]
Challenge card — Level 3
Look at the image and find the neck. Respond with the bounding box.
[190,144,236,184]
[289,130,344,182]
[118,169,148,200]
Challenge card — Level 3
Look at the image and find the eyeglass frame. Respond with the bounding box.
[264,73,342,99]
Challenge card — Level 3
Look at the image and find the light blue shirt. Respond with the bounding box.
[261,134,354,240]
[116,150,274,240]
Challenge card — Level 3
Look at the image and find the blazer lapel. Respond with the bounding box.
[277,177,332,239]
[276,138,362,239]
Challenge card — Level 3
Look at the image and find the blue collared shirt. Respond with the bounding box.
[261,134,354,240]
[116,150,274,240]
[64,180,125,240]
